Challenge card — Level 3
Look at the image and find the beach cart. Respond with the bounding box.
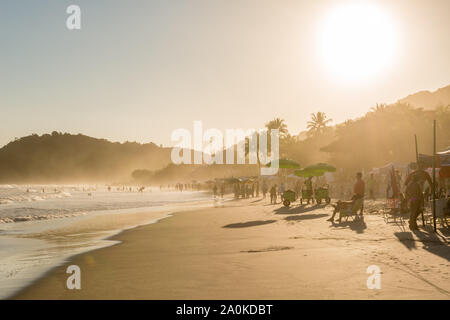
[314,187,331,204]
[282,190,297,207]
[300,189,314,205]
[295,163,336,205]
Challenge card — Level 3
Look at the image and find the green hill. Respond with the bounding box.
[0,132,172,183]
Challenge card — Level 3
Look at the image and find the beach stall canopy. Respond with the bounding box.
[437,148,450,178]
[437,148,450,167]
[294,168,325,178]
[418,153,435,168]
[294,163,336,178]
[418,149,450,169]
[373,162,408,175]
[237,177,256,183]
[304,163,336,173]
[224,177,240,184]
[265,159,301,169]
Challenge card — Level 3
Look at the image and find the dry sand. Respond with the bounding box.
[13,198,450,299]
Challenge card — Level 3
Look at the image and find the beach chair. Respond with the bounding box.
[338,198,363,223]
[383,198,402,223]
[426,198,449,228]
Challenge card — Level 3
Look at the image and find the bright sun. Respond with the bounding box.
[318,3,397,82]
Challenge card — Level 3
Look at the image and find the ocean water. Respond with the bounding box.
[0,184,210,223]
[0,185,214,299]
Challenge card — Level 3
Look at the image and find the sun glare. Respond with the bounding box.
[318,3,397,82]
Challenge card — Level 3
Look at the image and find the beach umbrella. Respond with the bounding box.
[294,168,324,178]
[225,177,240,184]
[304,163,336,173]
[265,159,301,169]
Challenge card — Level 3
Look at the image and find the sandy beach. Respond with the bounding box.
[13,198,449,300]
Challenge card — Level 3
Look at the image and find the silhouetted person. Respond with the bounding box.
[353,172,365,216]
[270,184,277,204]
[327,172,364,221]
[405,162,432,223]
[262,181,268,198]
[304,177,313,204]
[367,173,376,200]
[220,184,225,198]
[406,174,422,230]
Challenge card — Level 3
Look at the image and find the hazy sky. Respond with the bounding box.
[1,0,449,148]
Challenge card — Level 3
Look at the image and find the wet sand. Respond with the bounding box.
[13,198,450,299]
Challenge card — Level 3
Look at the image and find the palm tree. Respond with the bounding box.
[306,112,332,136]
[369,103,387,113]
[265,118,288,137]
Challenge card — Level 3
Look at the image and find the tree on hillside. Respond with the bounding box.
[265,118,288,137]
[321,103,450,171]
[369,103,387,113]
[306,112,332,136]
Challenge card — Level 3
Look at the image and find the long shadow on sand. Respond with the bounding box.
[274,204,327,215]
[394,229,449,261]
[285,213,328,222]
[223,220,276,228]
[330,219,367,234]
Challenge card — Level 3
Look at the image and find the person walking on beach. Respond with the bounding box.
[304,177,313,204]
[270,184,277,204]
[405,162,432,187]
[294,181,301,199]
[279,183,285,203]
[213,184,218,198]
[353,172,365,217]
[367,173,376,200]
[405,174,422,230]
[220,184,225,198]
[404,162,432,226]
[262,181,268,198]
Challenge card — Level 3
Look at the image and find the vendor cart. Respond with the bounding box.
[282,190,297,207]
[314,187,331,204]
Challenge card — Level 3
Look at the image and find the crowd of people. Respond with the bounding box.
[168,161,448,231]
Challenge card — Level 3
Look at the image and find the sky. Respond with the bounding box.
[1,0,449,148]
